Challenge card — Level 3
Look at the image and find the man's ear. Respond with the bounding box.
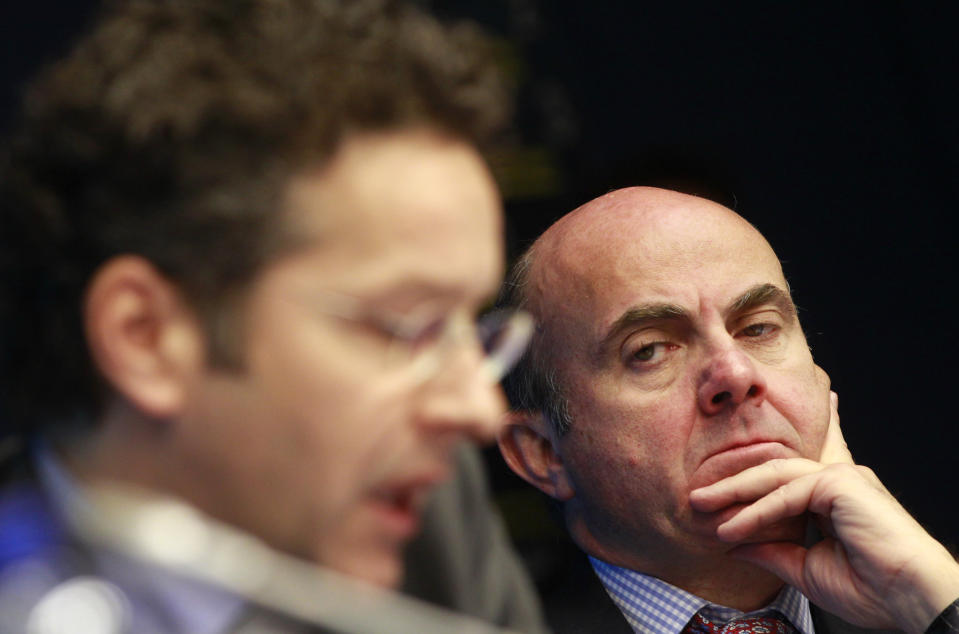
[497,410,575,501]
[84,255,206,419]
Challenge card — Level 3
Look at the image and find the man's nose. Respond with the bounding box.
[697,341,767,415]
[416,342,507,443]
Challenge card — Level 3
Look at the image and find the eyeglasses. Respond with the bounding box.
[302,290,533,384]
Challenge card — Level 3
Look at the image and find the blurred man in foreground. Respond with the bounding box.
[0,1,544,631]
[498,186,959,633]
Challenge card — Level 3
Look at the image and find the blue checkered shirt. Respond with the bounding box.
[590,556,815,634]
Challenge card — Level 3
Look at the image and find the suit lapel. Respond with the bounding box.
[543,552,633,634]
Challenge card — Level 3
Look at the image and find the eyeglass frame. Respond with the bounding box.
[296,289,534,385]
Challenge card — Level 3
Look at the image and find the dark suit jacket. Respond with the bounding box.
[402,443,548,632]
[0,442,547,633]
[543,551,902,634]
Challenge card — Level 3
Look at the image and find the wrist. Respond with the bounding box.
[895,548,959,634]
[925,598,959,634]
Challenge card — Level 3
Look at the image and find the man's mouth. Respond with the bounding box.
[690,441,793,490]
[368,475,445,539]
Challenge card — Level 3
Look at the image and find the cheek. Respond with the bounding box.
[775,367,831,457]
[245,330,403,491]
[564,403,686,505]
[804,389,831,456]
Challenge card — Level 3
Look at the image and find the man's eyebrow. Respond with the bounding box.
[598,303,689,352]
[726,283,796,318]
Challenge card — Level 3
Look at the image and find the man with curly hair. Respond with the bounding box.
[0,1,544,631]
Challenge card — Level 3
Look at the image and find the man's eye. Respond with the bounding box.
[740,323,776,337]
[630,342,672,364]
[408,318,447,349]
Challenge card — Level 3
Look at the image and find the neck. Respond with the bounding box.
[59,400,190,503]
[59,400,285,559]
[568,514,785,611]
[654,557,783,610]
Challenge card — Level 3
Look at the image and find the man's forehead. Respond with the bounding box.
[528,187,786,324]
[539,186,760,256]
[273,129,504,303]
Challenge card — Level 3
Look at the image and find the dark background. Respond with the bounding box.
[438,0,959,547]
[438,1,959,600]
[5,0,957,605]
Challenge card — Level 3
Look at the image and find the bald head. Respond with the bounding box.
[531,187,780,310]
[499,186,829,596]
[502,187,788,435]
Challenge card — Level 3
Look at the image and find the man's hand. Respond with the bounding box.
[689,392,959,634]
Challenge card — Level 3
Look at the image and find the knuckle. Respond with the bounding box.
[766,458,790,473]
[823,462,855,477]
[771,483,790,504]
[816,463,854,488]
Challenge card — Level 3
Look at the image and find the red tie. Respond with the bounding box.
[682,612,797,634]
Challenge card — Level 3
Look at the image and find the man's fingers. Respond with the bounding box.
[820,390,854,465]
[710,463,892,543]
[689,458,823,512]
[713,472,820,542]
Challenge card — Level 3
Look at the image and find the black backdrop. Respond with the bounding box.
[436,1,959,557]
[4,0,957,592]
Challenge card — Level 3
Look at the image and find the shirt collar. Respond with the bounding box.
[34,443,247,634]
[590,556,814,634]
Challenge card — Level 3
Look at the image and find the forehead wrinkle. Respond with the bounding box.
[726,283,796,319]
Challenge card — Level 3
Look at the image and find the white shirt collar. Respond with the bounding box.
[34,443,247,634]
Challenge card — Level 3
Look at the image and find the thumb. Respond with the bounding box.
[819,391,853,465]
[728,541,811,588]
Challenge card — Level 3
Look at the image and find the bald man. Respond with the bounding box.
[498,187,959,634]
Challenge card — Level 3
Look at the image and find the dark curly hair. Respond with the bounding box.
[0,0,509,437]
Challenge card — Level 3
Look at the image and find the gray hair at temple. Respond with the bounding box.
[499,244,574,436]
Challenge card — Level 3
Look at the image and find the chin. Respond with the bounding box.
[688,502,747,539]
[333,551,404,589]
[733,515,808,547]
[689,507,807,548]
